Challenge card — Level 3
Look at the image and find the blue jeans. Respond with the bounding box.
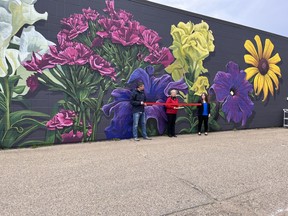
[133,112,147,138]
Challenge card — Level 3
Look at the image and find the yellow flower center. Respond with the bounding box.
[258,58,269,75]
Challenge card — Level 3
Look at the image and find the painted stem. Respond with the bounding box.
[4,76,10,134]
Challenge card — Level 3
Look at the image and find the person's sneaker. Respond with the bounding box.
[205,132,208,136]
[144,137,152,140]
[198,132,201,136]
[134,138,140,141]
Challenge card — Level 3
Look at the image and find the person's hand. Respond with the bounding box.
[208,114,211,118]
[144,103,147,106]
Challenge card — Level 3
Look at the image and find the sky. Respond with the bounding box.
[148,0,288,37]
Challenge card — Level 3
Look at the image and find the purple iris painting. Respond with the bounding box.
[210,61,254,126]
[102,65,188,139]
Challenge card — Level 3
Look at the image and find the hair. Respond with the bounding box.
[201,93,209,103]
[136,82,144,88]
[170,89,178,95]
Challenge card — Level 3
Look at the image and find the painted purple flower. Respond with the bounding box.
[144,46,174,67]
[46,109,76,130]
[102,65,188,139]
[210,61,254,126]
[82,7,99,21]
[60,13,88,40]
[26,75,39,93]
[49,43,93,66]
[23,52,55,73]
[89,55,116,79]
[110,21,140,46]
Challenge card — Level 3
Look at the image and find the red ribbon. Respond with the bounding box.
[145,102,201,106]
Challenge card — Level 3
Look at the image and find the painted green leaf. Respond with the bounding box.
[13,85,26,94]
[10,110,49,125]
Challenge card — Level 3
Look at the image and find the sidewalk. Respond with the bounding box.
[1,128,288,216]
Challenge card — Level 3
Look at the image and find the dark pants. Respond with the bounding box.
[198,115,208,133]
[167,114,176,136]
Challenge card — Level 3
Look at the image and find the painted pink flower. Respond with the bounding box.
[103,0,117,18]
[26,75,39,93]
[23,52,55,73]
[140,29,162,51]
[61,130,83,143]
[89,55,116,79]
[61,126,92,143]
[49,43,93,66]
[60,13,88,40]
[144,46,174,67]
[137,52,145,61]
[82,7,99,21]
[97,18,125,38]
[57,30,75,49]
[46,109,76,130]
[103,0,133,21]
[111,21,140,46]
[91,37,104,47]
[87,125,92,137]
[117,9,133,22]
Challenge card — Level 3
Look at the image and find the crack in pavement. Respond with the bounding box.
[160,202,214,216]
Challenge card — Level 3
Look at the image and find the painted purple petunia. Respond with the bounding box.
[102,65,188,139]
[210,61,254,126]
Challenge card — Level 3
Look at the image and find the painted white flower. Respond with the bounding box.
[12,26,55,62]
[0,0,48,77]
[8,0,48,35]
[0,6,12,76]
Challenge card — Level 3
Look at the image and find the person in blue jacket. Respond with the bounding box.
[197,93,211,136]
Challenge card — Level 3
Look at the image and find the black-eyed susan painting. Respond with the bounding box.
[0,0,287,148]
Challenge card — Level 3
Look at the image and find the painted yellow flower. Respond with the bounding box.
[165,59,188,81]
[165,20,214,81]
[191,76,210,96]
[244,35,281,101]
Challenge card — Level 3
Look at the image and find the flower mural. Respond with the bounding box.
[166,21,215,81]
[0,0,50,149]
[210,61,254,126]
[0,0,286,148]
[21,0,174,144]
[191,76,210,96]
[244,35,282,101]
[102,66,188,139]
[165,20,218,133]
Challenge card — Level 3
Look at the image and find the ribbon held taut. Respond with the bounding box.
[145,102,201,106]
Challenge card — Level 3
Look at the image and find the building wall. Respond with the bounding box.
[0,0,287,148]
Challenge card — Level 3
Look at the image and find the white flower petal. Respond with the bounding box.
[0,50,8,77]
[6,48,20,75]
[10,35,20,45]
[18,26,55,62]
[12,65,31,97]
[9,0,48,35]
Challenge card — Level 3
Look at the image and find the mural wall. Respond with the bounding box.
[0,0,287,148]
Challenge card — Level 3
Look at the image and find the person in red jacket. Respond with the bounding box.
[165,89,181,137]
